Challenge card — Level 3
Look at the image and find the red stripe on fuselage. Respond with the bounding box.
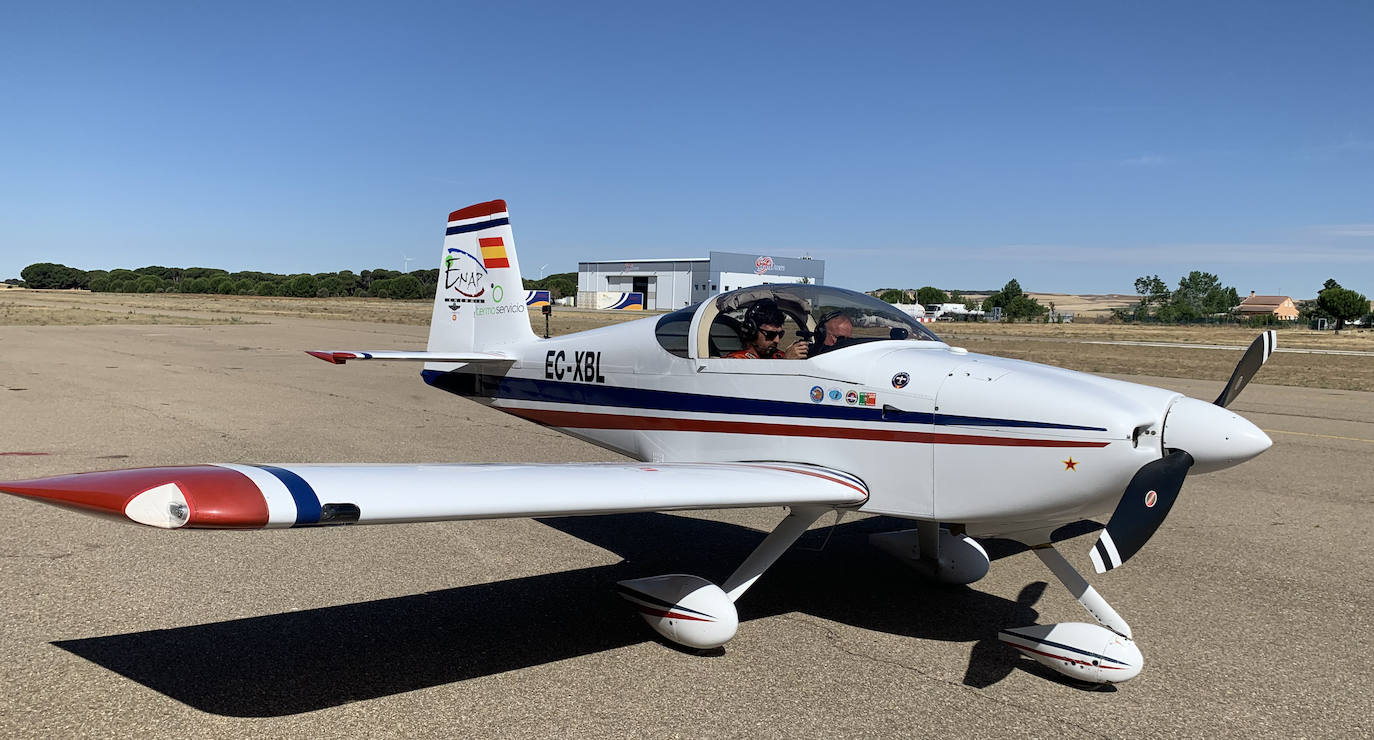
[505,408,1111,448]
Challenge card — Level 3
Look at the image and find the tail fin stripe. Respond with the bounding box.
[446,217,510,236]
[447,199,508,222]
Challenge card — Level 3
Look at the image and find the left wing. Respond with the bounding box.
[1,462,868,529]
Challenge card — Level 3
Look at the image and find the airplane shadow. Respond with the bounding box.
[53,513,1089,716]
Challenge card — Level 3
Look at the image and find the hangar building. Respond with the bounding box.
[577,251,825,310]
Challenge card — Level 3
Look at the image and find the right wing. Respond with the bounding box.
[1,462,868,530]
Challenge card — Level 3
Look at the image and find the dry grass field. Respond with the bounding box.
[5,289,1371,391]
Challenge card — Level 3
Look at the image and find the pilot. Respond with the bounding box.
[809,311,853,356]
[725,300,808,359]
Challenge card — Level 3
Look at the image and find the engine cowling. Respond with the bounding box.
[998,622,1142,683]
[616,574,739,649]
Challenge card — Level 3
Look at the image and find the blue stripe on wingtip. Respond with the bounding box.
[256,465,322,526]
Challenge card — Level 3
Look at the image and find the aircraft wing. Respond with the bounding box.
[1,462,868,530]
[305,350,515,365]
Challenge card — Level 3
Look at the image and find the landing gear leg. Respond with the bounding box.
[1032,545,1131,637]
[617,506,828,650]
[720,505,827,601]
[997,543,1143,683]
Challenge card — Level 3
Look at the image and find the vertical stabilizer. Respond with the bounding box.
[426,200,537,354]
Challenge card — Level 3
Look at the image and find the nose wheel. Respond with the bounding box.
[998,544,1143,683]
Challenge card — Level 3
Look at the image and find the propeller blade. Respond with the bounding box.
[1089,449,1194,574]
[1213,330,1276,408]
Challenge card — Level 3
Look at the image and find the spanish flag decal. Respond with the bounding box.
[479,237,510,269]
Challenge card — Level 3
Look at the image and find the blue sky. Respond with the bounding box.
[2,2,1370,297]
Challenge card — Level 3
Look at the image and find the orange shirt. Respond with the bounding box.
[724,348,784,359]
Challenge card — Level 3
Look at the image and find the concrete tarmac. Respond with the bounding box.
[1,319,1370,739]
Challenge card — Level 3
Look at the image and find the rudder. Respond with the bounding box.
[426,199,537,353]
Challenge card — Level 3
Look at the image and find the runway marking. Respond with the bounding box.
[1265,429,1374,445]
[1082,340,1374,357]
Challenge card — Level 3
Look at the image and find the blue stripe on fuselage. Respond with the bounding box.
[420,370,1107,432]
[256,465,322,526]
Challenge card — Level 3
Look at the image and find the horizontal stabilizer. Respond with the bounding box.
[1,462,868,530]
[305,350,515,365]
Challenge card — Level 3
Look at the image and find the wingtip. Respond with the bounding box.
[306,351,350,365]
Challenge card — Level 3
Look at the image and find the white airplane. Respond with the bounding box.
[1,200,1276,684]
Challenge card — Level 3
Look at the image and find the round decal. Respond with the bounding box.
[845,390,859,405]
[1144,490,1158,508]
[810,385,824,403]
[493,284,504,303]
[892,372,910,389]
[828,389,842,401]
[754,255,774,274]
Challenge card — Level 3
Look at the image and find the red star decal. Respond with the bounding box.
[1062,457,1079,471]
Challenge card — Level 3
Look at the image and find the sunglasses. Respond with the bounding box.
[759,329,783,340]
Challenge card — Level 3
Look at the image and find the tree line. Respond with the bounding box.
[875,272,1371,327]
[876,279,1050,320]
[1126,272,1370,329]
[15,262,442,299]
[12,263,581,302]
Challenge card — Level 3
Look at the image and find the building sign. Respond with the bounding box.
[754,256,775,275]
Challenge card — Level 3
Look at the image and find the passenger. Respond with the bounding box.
[809,311,853,356]
[724,300,808,359]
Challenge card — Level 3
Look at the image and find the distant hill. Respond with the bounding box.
[1024,293,1138,317]
[868,288,1139,317]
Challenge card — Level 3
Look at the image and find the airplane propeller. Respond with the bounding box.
[1213,330,1276,408]
[1089,331,1276,574]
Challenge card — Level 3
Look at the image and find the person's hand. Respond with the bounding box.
[784,341,808,359]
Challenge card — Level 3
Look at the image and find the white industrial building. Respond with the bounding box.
[577,251,825,310]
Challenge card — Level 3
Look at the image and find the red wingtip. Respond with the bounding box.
[448,199,507,222]
[0,466,269,528]
[306,351,352,364]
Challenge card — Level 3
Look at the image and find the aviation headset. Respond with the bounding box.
[740,300,784,341]
[813,310,846,346]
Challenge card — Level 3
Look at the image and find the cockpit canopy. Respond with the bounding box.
[655,284,941,359]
